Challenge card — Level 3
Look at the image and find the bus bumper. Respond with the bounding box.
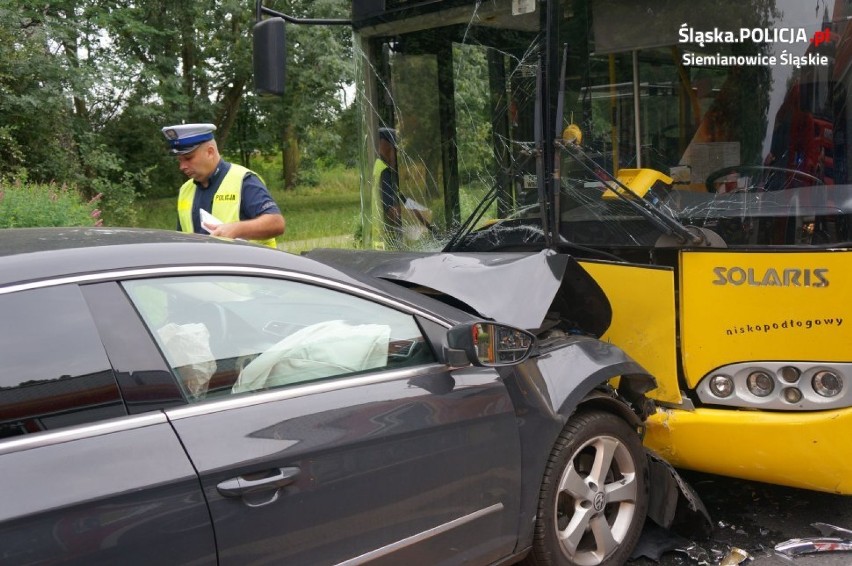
[644,406,852,494]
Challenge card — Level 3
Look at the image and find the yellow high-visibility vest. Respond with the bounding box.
[177,164,278,248]
[370,158,388,250]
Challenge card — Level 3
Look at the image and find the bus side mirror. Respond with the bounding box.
[253,18,287,96]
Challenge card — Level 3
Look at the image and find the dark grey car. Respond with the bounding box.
[0,228,656,566]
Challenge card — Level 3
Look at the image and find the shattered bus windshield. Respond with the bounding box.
[353,0,545,251]
[352,0,852,258]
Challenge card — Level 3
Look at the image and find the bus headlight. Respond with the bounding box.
[779,366,800,383]
[782,387,803,404]
[709,374,734,397]
[813,370,843,397]
[747,370,774,397]
[698,362,852,410]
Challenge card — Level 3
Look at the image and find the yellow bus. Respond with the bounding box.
[254,0,852,498]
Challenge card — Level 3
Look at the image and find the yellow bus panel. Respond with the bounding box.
[645,406,852,494]
[679,250,852,388]
[579,260,681,404]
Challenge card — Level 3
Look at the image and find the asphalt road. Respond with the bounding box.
[629,470,852,566]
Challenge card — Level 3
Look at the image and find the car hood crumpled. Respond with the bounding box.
[305,248,612,337]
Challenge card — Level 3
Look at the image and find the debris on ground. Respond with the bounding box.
[645,450,713,539]
[775,522,852,556]
[718,547,750,565]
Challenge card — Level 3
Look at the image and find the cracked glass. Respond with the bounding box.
[355,0,544,251]
[352,0,852,257]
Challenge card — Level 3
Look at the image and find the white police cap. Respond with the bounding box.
[161,123,217,155]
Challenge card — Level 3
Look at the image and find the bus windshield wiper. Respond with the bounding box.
[559,140,708,246]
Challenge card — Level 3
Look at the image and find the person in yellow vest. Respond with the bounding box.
[370,127,402,250]
[161,123,285,248]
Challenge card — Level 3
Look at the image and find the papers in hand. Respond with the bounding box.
[200,209,223,233]
[404,197,429,212]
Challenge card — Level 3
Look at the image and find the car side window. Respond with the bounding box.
[0,286,126,439]
[122,275,436,401]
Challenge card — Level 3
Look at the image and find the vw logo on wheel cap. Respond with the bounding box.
[593,491,605,512]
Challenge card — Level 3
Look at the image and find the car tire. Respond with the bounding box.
[525,410,648,566]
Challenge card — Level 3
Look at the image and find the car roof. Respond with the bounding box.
[0,228,469,324]
[0,228,361,288]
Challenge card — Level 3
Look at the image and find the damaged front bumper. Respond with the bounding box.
[644,405,852,494]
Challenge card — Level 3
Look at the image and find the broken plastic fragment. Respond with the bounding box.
[719,547,750,565]
[675,543,712,565]
[630,521,690,561]
[645,449,713,539]
[775,537,852,556]
[813,522,852,538]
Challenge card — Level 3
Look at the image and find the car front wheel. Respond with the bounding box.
[526,410,648,566]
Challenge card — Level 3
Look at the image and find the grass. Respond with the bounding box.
[132,165,362,253]
[130,162,498,254]
[271,167,362,252]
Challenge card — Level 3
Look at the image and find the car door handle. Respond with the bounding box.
[217,467,301,498]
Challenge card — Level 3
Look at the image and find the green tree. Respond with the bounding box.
[0,0,354,220]
[0,2,81,182]
[253,0,353,189]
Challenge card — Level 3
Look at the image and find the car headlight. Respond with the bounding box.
[813,370,843,397]
[746,370,774,397]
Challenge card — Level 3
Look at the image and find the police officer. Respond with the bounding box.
[371,127,402,250]
[162,123,285,248]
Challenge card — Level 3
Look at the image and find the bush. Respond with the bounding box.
[0,179,102,228]
[75,134,140,226]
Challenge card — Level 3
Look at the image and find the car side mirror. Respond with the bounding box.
[446,322,535,367]
[253,17,287,96]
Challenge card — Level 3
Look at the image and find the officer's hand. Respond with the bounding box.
[209,222,241,239]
